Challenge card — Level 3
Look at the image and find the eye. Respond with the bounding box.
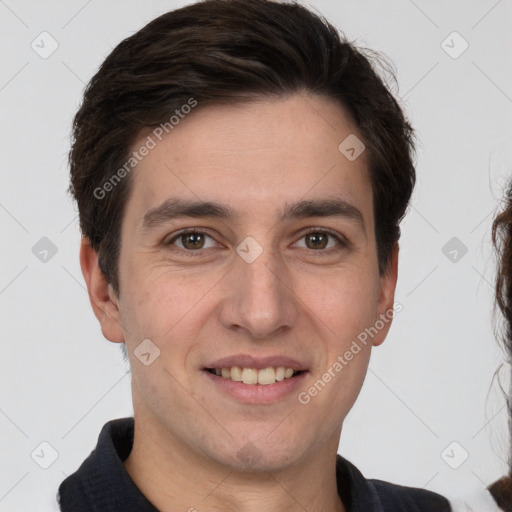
[165,229,218,253]
[294,228,348,252]
[164,227,349,256]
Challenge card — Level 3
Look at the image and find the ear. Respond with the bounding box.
[372,242,399,347]
[79,236,125,343]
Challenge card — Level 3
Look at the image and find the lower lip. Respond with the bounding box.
[203,370,308,404]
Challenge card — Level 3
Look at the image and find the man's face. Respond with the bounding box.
[95,93,397,471]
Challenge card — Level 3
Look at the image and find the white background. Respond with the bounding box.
[0,0,511,510]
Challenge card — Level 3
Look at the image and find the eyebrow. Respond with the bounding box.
[141,197,366,235]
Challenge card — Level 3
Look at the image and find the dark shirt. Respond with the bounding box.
[57,417,451,511]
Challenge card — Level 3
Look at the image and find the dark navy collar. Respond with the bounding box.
[58,417,450,512]
[58,417,158,511]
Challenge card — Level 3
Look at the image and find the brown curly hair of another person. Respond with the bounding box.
[492,191,512,370]
[490,189,512,508]
[489,476,512,512]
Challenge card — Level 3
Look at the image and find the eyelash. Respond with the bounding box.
[164,227,350,257]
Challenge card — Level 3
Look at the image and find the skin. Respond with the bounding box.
[80,92,399,512]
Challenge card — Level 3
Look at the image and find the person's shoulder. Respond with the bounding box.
[336,455,451,511]
[369,478,451,511]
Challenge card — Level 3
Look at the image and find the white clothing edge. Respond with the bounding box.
[448,489,504,512]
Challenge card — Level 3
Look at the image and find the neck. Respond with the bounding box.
[123,414,346,512]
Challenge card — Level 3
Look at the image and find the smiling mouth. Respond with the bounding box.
[206,366,304,385]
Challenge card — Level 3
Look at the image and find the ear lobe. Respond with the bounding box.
[372,242,399,347]
[79,236,125,343]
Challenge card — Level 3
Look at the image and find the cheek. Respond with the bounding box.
[119,267,220,377]
[298,269,380,340]
[310,270,379,408]
[121,266,198,336]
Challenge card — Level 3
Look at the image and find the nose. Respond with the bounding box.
[218,241,299,340]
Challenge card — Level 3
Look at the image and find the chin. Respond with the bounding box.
[203,435,308,474]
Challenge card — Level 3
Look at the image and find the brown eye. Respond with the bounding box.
[180,232,205,250]
[304,232,329,250]
[295,229,346,252]
[166,229,217,252]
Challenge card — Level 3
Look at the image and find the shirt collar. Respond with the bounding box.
[58,416,385,512]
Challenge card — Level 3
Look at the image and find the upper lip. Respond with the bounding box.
[204,355,309,371]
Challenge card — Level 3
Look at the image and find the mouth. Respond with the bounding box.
[202,355,309,403]
[205,366,304,385]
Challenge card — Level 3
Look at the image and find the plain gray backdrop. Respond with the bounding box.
[0,0,511,510]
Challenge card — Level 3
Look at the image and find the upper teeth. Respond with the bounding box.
[213,366,296,385]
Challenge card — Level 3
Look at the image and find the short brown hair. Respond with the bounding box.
[69,0,416,296]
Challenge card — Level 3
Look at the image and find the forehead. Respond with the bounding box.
[125,93,372,227]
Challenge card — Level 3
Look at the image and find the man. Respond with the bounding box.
[57,0,452,510]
